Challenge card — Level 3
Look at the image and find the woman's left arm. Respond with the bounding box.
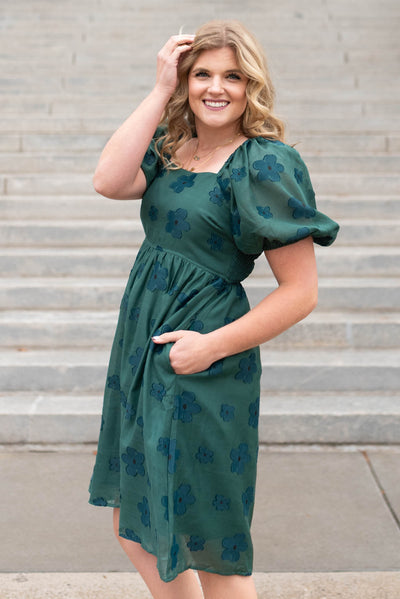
[152,236,318,374]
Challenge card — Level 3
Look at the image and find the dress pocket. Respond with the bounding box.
[154,342,176,411]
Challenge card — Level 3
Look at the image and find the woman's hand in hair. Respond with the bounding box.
[155,34,195,98]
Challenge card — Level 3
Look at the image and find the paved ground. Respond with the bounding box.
[2,445,400,576]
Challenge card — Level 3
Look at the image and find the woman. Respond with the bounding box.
[89,20,339,599]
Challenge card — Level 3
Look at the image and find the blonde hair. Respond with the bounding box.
[158,20,285,168]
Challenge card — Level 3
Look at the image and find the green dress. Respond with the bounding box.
[89,132,339,582]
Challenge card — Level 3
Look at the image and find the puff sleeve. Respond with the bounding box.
[140,126,165,187]
[228,138,339,255]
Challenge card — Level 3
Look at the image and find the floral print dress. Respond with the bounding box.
[89,131,339,582]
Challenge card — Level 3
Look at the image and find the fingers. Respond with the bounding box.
[152,331,184,344]
[161,34,195,57]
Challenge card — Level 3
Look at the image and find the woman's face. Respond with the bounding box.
[188,46,248,134]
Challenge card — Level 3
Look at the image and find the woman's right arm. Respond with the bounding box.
[93,34,194,200]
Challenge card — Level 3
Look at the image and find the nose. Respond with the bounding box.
[207,75,224,94]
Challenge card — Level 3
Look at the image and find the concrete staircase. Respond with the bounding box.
[1,0,399,445]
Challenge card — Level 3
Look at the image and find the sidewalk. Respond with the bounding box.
[1,445,400,597]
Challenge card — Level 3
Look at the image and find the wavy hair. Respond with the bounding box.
[157,20,285,168]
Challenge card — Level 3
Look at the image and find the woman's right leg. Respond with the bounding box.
[113,508,203,599]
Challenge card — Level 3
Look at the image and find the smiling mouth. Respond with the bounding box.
[203,100,230,108]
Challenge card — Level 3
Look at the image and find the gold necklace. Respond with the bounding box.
[189,134,241,171]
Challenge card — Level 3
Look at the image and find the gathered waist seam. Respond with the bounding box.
[141,238,241,285]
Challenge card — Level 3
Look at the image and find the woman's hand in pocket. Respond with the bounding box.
[152,330,215,375]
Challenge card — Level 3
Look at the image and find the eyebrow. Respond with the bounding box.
[192,67,243,75]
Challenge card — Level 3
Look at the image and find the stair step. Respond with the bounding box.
[0,310,398,350]
[1,132,400,156]
[4,171,400,195]
[259,391,400,444]
[247,277,400,311]
[1,246,399,277]
[1,194,399,221]
[260,348,400,392]
[2,153,400,174]
[1,219,398,247]
[0,348,397,393]
[1,114,399,135]
[1,390,399,445]
[0,220,144,248]
[1,276,398,311]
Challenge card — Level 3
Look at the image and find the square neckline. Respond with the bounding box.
[175,137,252,176]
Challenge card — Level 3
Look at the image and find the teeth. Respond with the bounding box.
[204,100,229,108]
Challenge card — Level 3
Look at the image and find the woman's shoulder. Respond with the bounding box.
[234,136,303,165]
[224,136,306,186]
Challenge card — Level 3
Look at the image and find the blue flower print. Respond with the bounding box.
[236,284,246,300]
[217,176,230,197]
[256,205,273,219]
[208,359,224,375]
[171,535,179,569]
[213,494,231,511]
[166,208,191,239]
[123,528,141,543]
[231,166,247,182]
[288,197,316,219]
[157,437,170,456]
[129,306,140,321]
[173,391,201,423]
[221,533,248,562]
[231,208,241,236]
[242,486,255,516]
[119,390,127,408]
[124,403,136,420]
[235,352,257,384]
[196,446,214,464]
[230,443,251,475]
[286,226,311,244]
[157,438,180,473]
[143,149,156,166]
[294,167,303,184]
[220,404,235,422]
[174,484,196,515]
[151,323,173,353]
[122,447,145,477]
[137,416,144,428]
[248,397,260,428]
[209,186,224,206]
[109,457,120,472]
[189,318,204,332]
[212,277,229,295]
[177,288,199,307]
[151,382,166,402]
[92,497,107,506]
[138,496,151,527]
[207,233,224,252]
[187,536,205,552]
[253,154,284,182]
[149,205,158,221]
[129,347,144,375]
[107,374,120,391]
[161,495,169,521]
[170,173,196,193]
[167,439,180,474]
[147,262,168,292]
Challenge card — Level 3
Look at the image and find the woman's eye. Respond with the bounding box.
[195,71,209,78]
[227,73,241,80]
